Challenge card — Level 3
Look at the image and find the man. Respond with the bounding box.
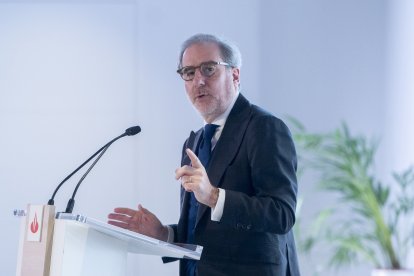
[108,34,300,276]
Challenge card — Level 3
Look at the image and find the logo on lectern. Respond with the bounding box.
[30,213,39,233]
[27,205,43,242]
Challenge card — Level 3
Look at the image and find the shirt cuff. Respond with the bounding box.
[166,225,175,243]
[211,188,225,222]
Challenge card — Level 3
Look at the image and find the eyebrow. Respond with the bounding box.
[181,60,218,68]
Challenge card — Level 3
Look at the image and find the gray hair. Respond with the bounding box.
[178,33,242,69]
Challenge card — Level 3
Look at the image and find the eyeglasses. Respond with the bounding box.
[177,61,231,81]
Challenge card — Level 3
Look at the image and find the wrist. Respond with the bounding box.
[208,187,219,208]
[159,225,169,242]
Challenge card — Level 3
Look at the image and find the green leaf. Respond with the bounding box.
[291,119,412,269]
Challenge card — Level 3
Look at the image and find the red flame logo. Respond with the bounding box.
[30,213,39,234]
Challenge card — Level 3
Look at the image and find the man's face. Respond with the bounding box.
[181,42,240,123]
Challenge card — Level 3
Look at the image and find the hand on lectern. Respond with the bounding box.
[107,204,169,242]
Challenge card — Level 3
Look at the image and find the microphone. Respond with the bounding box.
[47,125,141,210]
[125,126,141,136]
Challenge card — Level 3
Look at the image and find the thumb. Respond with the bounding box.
[138,204,150,214]
[186,148,203,168]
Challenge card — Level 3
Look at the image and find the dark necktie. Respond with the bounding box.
[198,124,219,167]
[184,124,219,276]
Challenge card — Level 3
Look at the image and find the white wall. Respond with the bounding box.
[0,2,140,275]
[384,0,414,268]
[385,0,414,172]
[0,0,411,275]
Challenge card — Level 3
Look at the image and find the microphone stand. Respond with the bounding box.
[47,126,141,207]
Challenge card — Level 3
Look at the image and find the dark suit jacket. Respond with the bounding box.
[170,94,300,276]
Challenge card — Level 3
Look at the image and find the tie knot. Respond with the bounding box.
[204,124,219,142]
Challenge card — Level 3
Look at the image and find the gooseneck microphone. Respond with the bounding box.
[47,126,141,212]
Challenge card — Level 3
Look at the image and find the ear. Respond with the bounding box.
[231,67,240,88]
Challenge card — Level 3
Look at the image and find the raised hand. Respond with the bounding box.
[175,148,219,208]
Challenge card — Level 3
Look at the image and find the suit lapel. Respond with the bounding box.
[179,129,203,237]
[181,130,203,211]
[196,94,252,226]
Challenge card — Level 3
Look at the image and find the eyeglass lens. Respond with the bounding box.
[181,62,218,80]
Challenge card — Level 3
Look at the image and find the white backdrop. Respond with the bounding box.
[0,0,412,275]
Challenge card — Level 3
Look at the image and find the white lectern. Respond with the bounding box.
[15,204,202,276]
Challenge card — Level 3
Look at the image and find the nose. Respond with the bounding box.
[193,68,206,86]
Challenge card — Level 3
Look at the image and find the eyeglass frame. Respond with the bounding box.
[176,61,231,81]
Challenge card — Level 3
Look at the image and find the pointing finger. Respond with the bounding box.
[186,148,203,169]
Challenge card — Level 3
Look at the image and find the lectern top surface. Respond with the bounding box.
[55,212,202,260]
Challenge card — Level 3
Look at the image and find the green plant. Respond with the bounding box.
[290,119,414,269]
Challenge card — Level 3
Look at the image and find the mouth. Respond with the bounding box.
[195,93,208,101]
